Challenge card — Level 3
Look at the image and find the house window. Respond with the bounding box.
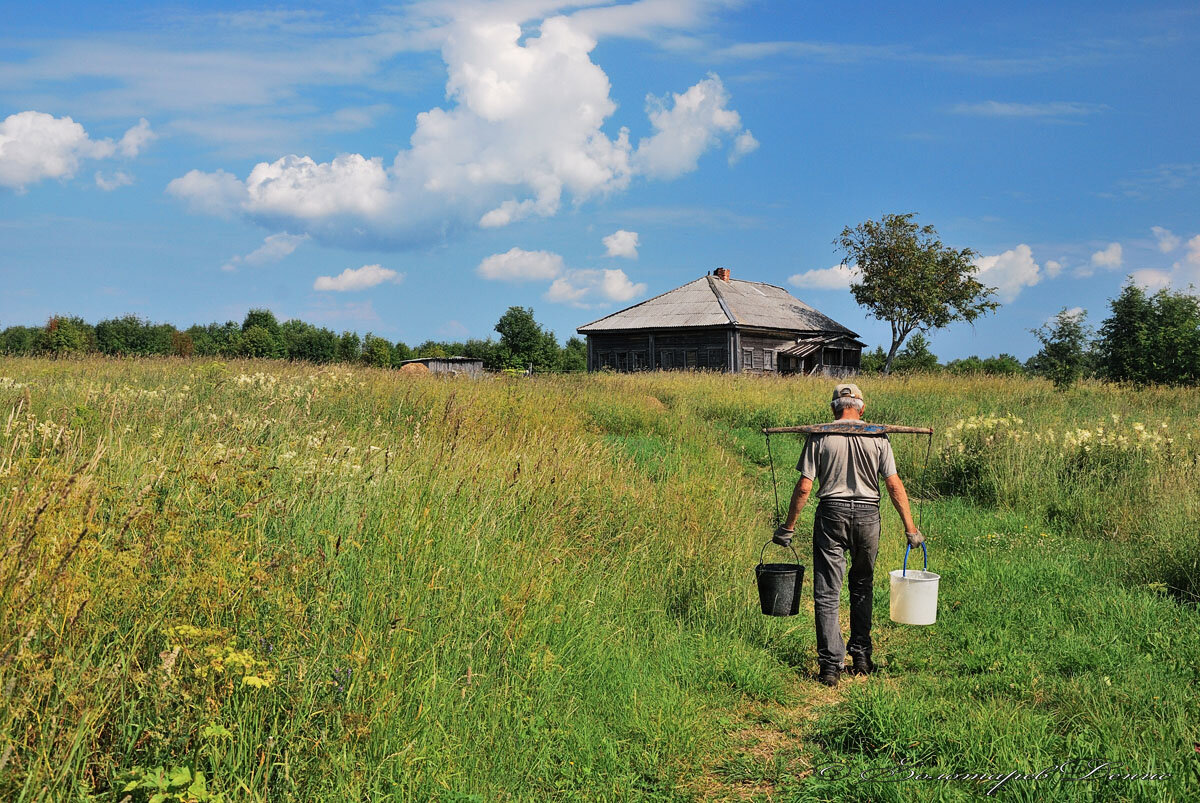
[752,349,764,370]
[766,349,776,370]
[742,348,752,370]
[686,349,698,369]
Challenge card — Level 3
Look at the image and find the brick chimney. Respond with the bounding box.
[713,267,731,282]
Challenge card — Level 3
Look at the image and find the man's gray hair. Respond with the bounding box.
[831,396,864,414]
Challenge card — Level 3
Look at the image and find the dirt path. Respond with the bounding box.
[687,672,846,802]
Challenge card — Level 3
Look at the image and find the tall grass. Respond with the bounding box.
[1,360,1197,801]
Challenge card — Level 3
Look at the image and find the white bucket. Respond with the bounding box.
[889,545,940,625]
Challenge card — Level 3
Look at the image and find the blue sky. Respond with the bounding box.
[2,0,1198,359]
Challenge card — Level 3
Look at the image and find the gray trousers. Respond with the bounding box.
[812,499,881,669]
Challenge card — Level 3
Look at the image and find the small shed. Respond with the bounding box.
[397,356,484,377]
[576,268,864,375]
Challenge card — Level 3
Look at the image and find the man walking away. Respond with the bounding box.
[771,384,923,688]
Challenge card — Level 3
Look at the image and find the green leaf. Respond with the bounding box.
[187,770,210,799]
[167,766,192,787]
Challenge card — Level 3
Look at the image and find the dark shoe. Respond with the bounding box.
[818,666,840,687]
[850,654,875,676]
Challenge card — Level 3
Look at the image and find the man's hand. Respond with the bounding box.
[772,525,794,547]
[906,531,924,547]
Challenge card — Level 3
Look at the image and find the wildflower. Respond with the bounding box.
[242,675,273,688]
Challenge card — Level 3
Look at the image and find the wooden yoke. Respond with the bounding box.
[761,422,934,436]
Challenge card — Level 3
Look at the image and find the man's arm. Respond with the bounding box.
[784,477,813,530]
[772,477,813,545]
[884,473,923,545]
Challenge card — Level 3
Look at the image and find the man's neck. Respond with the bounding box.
[835,412,864,422]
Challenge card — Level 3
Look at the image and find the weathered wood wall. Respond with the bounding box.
[587,329,730,371]
[585,329,862,374]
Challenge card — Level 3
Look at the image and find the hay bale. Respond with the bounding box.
[399,362,429,375]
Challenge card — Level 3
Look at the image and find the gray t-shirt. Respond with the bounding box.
[797,434,898,501]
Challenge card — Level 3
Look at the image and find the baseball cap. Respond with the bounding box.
[832,383,863,401]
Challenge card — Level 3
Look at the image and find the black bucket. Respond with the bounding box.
[755,541,804,617]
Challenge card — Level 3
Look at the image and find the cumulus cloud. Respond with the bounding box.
[635,74,748,179]
[1061,306,1085,321]
[476,247,564,281]
[1091,242,1123,269]
[313,264,404,291]
[221,232,310,272]
[1044,259,1063,278]
[788,264,857,290]
[95,170,133,191]
[0,111,152,191]
[545,268,646,307]
[603,229,639,259]
[1151,225,1180,253]
[167,10,755,248]
[167,169,246,217]
[118,118,156,157]
[729,129,759,164]
[973,244,1042,303]
[1132,234,1200,293]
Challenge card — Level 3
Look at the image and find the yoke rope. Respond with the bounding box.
[765,432,782,526]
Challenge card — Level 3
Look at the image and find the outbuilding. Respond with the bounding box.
[397,356,485,377]
[576,268,864,375]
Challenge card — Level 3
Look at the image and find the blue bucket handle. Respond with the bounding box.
[902,542,928,576]
[759,540,801,567]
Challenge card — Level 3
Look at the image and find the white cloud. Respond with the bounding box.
[949,100,1109,118]
[313,264,404,291]
[729,129,759,164]
[0,111,112,190]
[1090,242,1123,269]
[117,118,156,157]
[166,11,754,247]
[245,154,391,220]
[1047,306,1085,324]
[1044,259,1063,278]
[1129,235,1200,294]
[476,247,564,281]
[788,264,857,290]
[95,170,133,191]
[545,268,646,307]
[0,111,153,191]
[166,169,246,217]
[222,232,310,271]
[603,229,639,258]
[972,244,1042,303]
[635,74,749,179]
[1151,225,1180,253]
[1129,269,1172,291]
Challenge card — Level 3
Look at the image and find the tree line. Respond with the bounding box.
[0,306,589,373]
[857,282,1200,388]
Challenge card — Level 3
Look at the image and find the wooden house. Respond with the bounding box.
[576,268,864,375]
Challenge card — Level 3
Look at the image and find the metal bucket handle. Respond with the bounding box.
[759,539,802,567]
[902,542,928,576]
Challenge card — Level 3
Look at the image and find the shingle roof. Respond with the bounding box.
[577,275,860,337]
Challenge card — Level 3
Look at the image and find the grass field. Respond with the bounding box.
[1,357,1198,801]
